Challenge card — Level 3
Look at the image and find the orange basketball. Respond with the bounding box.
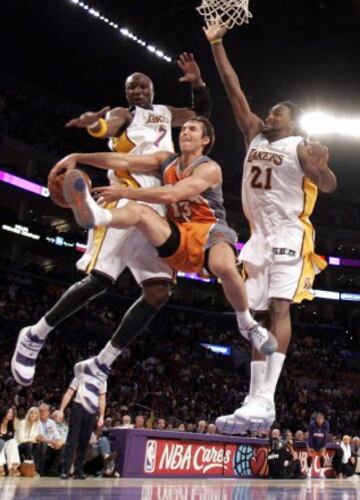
[48,168,91,208]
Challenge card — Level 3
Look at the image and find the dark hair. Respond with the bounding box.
[186,116,215,155]
[279,101,303,133]
[0,406,13,423]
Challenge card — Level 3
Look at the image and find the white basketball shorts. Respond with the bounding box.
[243,255,319,311]
[77,199,174,284]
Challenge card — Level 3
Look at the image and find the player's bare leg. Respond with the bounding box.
[207,243,277,355]
[207,243,278,434]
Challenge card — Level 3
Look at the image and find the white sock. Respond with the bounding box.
[96,341,121,367]
[263,352,286,399]
[84,188,113,226]
[236,310,256,336]
[249,360,267,397]
[30,317,53,340]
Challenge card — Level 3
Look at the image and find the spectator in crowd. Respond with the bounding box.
[52,410,68,444]
[38,403,64,476]
[83,427,118,478]
[351,436,360,475]
[0,407,15,447]
[120,415,133,429]
[134,415,145,430]
[157,418,166,431]
[177,423,186,432]
[196,420,207,434]
[294,430,305,441]
[15,407,42,472]
[333,435,356,478]
[307,413,329,478]
[0,407,20,476]
[59,377,106,480]
[207,423,217,435]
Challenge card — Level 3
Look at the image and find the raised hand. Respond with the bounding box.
[202,18,227,43]
[177,52,203,86]
[302,140,329,172]
[65,106,110,128]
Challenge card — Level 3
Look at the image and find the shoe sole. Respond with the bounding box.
[11,327,34,386]
[63,170,95,229]
[216,416,249,435]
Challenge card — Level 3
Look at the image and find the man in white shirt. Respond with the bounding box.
[38,403,64,476]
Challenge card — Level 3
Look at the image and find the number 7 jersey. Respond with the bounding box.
[241,134,322,266]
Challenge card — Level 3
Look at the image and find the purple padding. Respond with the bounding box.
[0,170,48,196]
[110,429,338,479]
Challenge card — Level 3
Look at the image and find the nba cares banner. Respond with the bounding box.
[144,439,269,477]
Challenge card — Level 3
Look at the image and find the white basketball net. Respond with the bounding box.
[196,0,252,29]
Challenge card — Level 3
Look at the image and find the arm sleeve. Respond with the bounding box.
[192,85,211,118]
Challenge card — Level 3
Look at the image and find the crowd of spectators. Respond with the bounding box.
[0,267,359,447]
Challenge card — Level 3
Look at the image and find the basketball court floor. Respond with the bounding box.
[0,477,359,500]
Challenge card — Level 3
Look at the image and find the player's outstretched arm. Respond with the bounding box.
[203,19,262,145]
[298,141,337,193]
[65,106,132,138]
[51,151,171,178]
[168,52,211,126]
[94,160,221,204]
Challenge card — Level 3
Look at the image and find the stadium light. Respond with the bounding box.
[68,0,172,62]
[301,111,360,137]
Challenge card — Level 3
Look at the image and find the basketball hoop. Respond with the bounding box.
[196,0,252,29]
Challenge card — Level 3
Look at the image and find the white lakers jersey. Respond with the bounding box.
[108,104,174,190]
[241,134,319,265]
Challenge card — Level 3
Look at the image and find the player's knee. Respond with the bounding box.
[142,281,171,309]
[210,260,237,281]
[268,299,290,319]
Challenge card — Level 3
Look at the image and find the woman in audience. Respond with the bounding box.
[0,407,20,476]
[15,406,42,472]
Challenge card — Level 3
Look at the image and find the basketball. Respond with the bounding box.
[48,168,91,208]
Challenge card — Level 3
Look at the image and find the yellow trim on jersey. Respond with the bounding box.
[114,168,141,188]
[111,131,136,154]
[87,118,108,138]
[85,201,118,274]
[293,177,327,303]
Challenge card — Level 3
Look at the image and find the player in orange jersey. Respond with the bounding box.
[52,116,278,409]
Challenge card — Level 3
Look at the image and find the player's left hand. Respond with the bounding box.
[92,184,129,203]
[177,52,204,87]
[97,417,104,428]
[49,154,78,182]
[300,140,329,171]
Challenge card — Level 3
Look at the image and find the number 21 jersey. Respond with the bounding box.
[241,134,319,265]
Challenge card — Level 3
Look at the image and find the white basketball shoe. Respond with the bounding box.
[11,327,45,386]
[216,395,254,434]
[234,390,276,433]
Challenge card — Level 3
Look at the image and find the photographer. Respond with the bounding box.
[267,430,305,479]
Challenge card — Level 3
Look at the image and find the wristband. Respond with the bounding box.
[87,118,108,138]
[210,39,223,45]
